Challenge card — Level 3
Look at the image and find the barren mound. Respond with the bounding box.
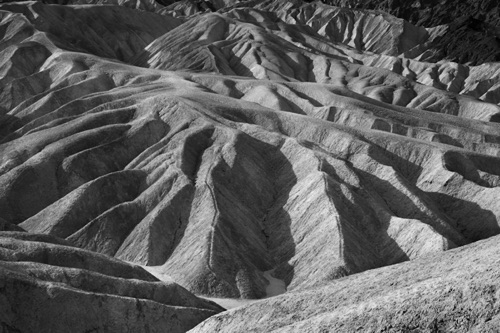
[1,0,500,331]
[191,232,500,332]
[0,232,223,332]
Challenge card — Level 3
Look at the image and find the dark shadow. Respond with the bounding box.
[42,170,148,256]
[425,192,500,242]
[0,114,22,143]
[149,127,216,265]
[321,160,410,271]
[354,166,467,247]
[357,144,500,244]
[0,217,25,232]
[467,153,500,180]
[367,143,424,186]
[206,131,296,299]
[68,127,210,264]
[488,113,500,123]
[442,151,492,188]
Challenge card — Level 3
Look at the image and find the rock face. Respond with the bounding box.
[1,0,500,331]
[190,232,500,332]
[0,232,223,333]
[320,0,500,27]
[318,0,500,64]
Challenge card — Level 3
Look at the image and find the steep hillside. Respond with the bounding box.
[192,232,500,332]
[0,232,223,332]
[316,0,500,64]
[1,0,500,332]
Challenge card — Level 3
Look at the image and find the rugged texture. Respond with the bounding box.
[191,232,500,332]
[317,0,500,64]
[2,0,500,298]
[160,0,500,64]
[1,0,500,331]
[0,232,223,333]
[319,0,500,27]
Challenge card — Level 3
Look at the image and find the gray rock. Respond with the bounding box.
[2,0,500,331]
[0,234,223,333]
[191,233,500,332]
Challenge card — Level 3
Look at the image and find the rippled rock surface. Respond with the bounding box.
[1,0,500,332]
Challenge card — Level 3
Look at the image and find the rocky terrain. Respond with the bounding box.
[192,233,500,332]
[0,232,223,332]
[1,0,500,332]
[321,0,500,65]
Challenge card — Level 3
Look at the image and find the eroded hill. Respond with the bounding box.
[1,0,500,332]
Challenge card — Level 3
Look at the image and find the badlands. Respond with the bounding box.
[1,0,500,331]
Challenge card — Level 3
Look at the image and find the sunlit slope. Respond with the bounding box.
[1,0,500,303]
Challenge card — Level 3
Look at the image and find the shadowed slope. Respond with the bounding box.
[322,0,500,64]
[0,232,223,333]
[134,10,500,120]
[2,52,500,297]
[190,231,500,333]
[2,0,500,316]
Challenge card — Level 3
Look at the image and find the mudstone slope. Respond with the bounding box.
[1,0,500,332]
